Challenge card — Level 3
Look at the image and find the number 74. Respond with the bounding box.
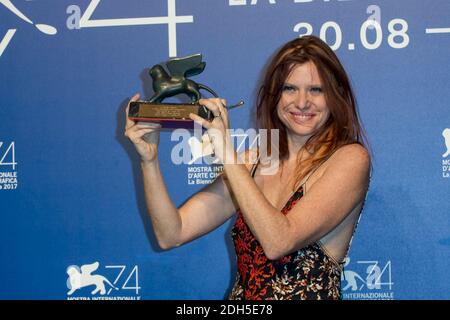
[0,142,17,170]
[105,265,141,295]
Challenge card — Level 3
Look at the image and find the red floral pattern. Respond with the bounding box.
[229,185,342,300]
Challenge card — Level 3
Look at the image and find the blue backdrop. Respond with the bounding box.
[1,0,449,300]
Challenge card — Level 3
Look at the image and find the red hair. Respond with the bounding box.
[257,36,369,187]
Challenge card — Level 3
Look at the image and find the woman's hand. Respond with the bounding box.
[125,94,161,163]
[189,98,236,164]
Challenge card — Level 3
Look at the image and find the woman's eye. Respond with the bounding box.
[310,86,323,94]
[282,85,296,92]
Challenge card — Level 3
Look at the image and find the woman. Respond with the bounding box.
[125,36,370,300]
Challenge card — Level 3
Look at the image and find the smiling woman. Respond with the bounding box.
[126,35,370,300]
[257,36,368,191]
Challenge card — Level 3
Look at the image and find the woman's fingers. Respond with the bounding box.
[125,120,161,140]
[189,113,212,129]
[217,100,229,123]
[125,93,162,139]
[126,127,153,138]
[125,93,141,129]
[199,98,224,116]
[198,98,231,125]
[124,94,161,162]
[135,122,161,129]
[127,127,158,143]
[131,93,140,101]
[128,123,161,134]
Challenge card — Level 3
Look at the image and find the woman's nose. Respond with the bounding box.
[295,89,309,110]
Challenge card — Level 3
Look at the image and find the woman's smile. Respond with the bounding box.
[288,111,317,124]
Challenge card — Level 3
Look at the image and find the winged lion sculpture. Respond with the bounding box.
[148,53,218,103]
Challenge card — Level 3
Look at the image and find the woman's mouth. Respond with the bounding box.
[289,112,316,123]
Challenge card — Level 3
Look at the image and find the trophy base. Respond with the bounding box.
[128,101,213,129]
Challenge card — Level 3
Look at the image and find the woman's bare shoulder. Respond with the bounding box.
[324,144,371,178]
[333,143,370,163]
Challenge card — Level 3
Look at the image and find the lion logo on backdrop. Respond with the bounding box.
[442,128,450,158]
[66,262,118,296]
[341,258,365,291]
[341,257,394,299]
[341,257,385,291]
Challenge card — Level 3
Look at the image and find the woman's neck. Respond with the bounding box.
[286,133,310,162]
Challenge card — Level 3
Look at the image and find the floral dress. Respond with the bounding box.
[229,176,343,300]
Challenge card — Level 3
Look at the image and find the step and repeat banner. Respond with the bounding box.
[1,0,449,300]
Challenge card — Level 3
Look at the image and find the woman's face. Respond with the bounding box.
[277,62,330,142]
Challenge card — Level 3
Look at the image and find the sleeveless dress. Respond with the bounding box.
[228,160,349,300]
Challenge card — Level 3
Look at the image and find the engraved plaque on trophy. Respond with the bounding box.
[128,54,219,129]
